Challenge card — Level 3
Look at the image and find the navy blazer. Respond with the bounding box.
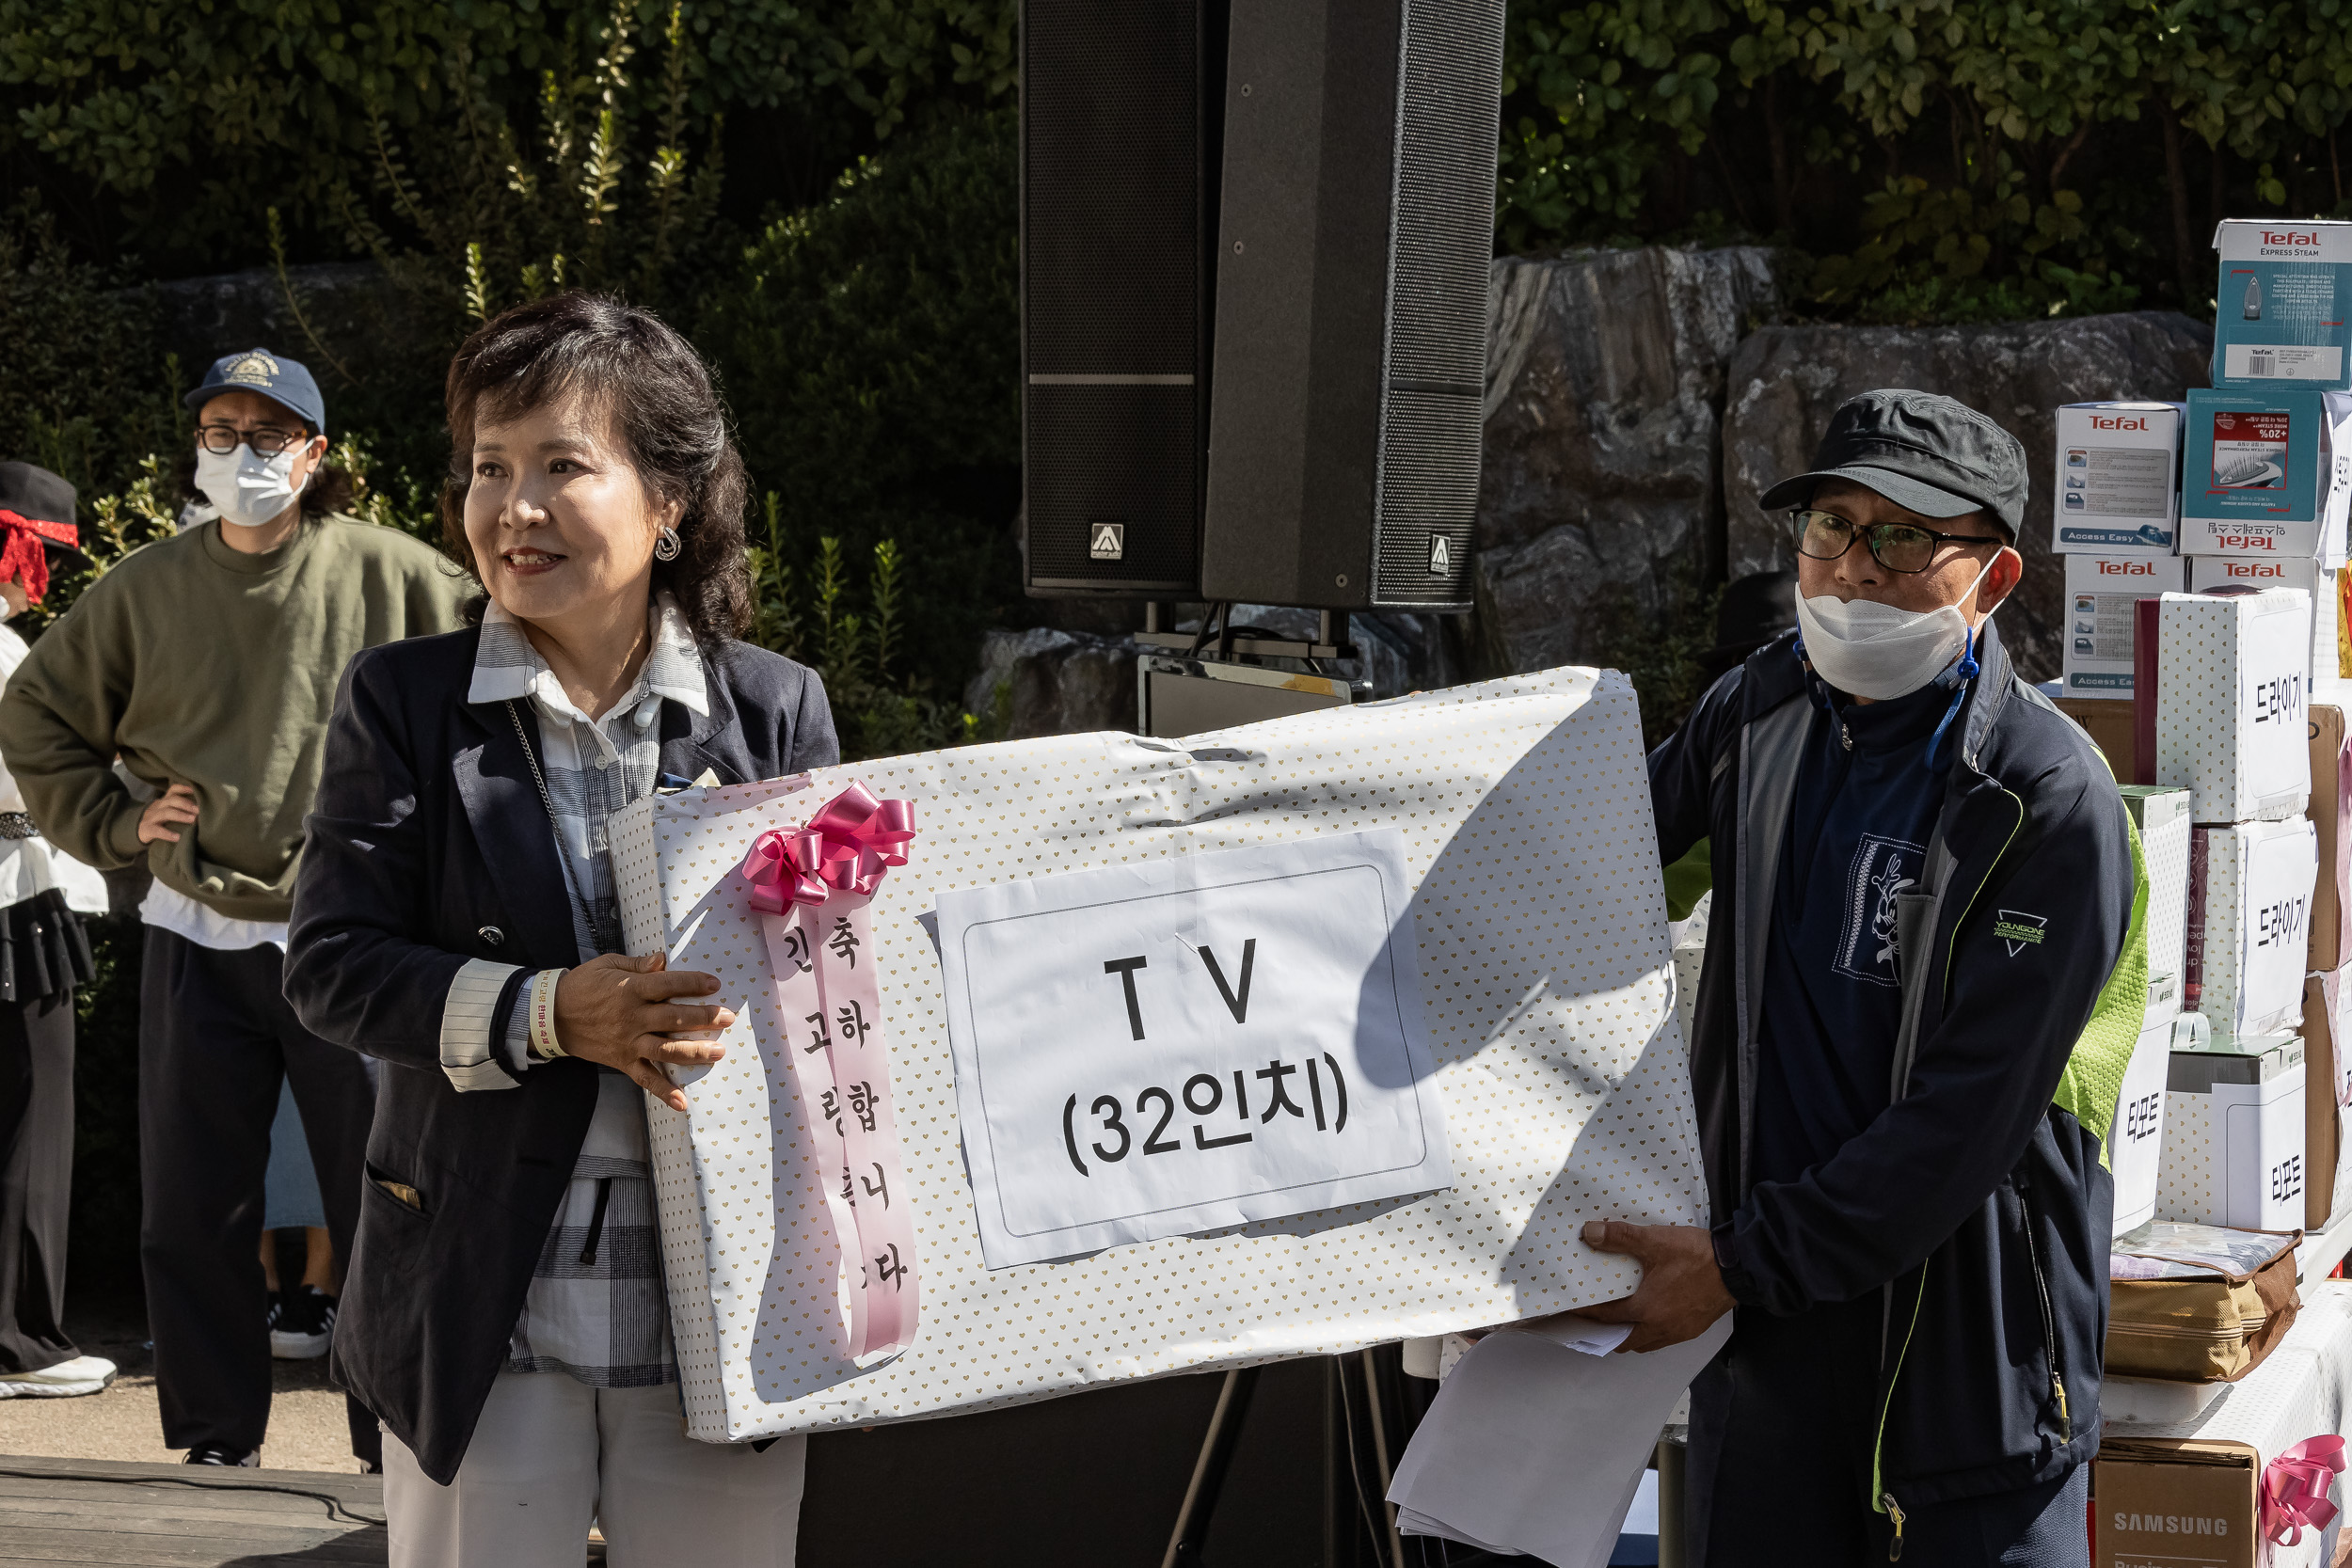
[284,624,837,1484]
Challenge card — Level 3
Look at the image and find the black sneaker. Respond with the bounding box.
[184,1443,260,1467]
[270,1285,336,1360]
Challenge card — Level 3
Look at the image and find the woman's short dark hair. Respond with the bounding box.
[440,293,753,643]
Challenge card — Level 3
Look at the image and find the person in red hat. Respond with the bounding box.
[0,462,115,1402]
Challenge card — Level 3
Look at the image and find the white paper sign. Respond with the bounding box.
[935,828,1452,1266]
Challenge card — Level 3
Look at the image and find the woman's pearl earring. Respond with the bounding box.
[654,525,682,562]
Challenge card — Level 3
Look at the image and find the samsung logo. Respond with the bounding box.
[2090,414,2150,431]
[2113,1511,2230,1535]
[2095,560,2156,576]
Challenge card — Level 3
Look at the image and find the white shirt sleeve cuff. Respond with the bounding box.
[440,958,525,1091]
[500,975,546,1075]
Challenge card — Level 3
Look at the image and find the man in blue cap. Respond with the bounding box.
[0,349,471,1468]
[1587,390,2146,1564]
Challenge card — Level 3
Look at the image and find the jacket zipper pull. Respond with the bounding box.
[2052,1372,2071,1438]
[1841,721,1853,752]
[1883,1494,1906,1560]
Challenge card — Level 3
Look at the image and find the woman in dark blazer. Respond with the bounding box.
[285,293,835,1567]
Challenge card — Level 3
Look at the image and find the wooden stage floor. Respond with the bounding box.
[0,1454,393,1567]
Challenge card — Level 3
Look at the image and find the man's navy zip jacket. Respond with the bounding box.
[1648,618,2144,1513]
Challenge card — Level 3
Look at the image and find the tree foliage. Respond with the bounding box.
[1499,0,2352,319]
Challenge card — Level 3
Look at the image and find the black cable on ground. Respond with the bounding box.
[0,1464,387,1528]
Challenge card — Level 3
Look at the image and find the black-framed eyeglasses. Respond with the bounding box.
[1788,508,2005,575]
[197,424,310,458]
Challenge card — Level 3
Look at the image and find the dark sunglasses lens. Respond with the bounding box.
[1868,526,1937,573]
[1792,511,1851,561]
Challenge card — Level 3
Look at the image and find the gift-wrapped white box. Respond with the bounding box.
[2154,589,2313,822]
[2122,785,2191,998]
[2157,1035,2308,1232]
[2187,555,2341,684]
[2187,818,2316,1037]
[612,668,1708,1441]
[2110,1003,2176,1237]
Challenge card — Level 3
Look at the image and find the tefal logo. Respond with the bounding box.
[2266,230,2322,245]
[2210,534,2280,550]
[2094,560,2155,576]
[2089,415,2149,432]
[2218,562,2286,578]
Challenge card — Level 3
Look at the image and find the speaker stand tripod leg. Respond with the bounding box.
[1163,1365,1262,1568]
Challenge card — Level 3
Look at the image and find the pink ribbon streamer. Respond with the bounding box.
[2263,1435,2344,1545]
[739,784,921,1361]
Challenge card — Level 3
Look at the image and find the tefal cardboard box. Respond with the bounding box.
[2152,590,2313,822]
[2178,387,2352,562]
[2309,704,2352,972]
[2185,819,2316,1036]
[2065,553,2187,698]
[2060,696,2137,783]
[2185,555,2343,684]
[2212,217,2352,390]
[2158,1033,2308,1231]
[2301,971,2352,1228]
[2122,785,2193,992]
[2054,401,2185,556]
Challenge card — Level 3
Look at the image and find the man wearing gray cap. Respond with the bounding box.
[0,349,471,1469]
[1586,391,2145,1564]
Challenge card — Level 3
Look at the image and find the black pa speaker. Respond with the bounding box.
[1019,0,1228,598]
[1200,0,1504,612]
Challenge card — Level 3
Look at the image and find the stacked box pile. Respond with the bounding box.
[2148,588,2317,1231]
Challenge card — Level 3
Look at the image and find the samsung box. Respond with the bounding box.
[2053,401,2185,556]
[2178,387,2352,561]
[2153,590,2313,821]
[2185,818,2316,1036]
[2185,555,2342,684]
[2157,1033,2308,1232]
[2063,553,2186,698]
[2122,785,2193,991]
[2212,218,2352,390]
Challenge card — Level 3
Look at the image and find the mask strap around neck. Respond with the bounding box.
[1924,622,1980,775]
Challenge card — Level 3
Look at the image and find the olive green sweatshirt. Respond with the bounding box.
[0,516,473,922]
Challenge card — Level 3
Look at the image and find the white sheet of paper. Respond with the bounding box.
[1388,1316,1732,1568]
[934,827,1452,1267]
[1521,1315,1634,1356]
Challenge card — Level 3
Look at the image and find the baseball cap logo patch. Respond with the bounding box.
[223,352,280,385]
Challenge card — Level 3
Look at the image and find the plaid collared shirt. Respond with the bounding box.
[434,593,708,1388]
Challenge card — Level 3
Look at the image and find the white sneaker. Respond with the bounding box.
[0,1354,117,1398]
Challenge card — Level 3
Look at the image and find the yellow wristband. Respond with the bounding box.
[529,968,567,1061]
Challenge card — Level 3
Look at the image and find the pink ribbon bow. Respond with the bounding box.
[2263,1435,2344,1544]
[739,784,916,912]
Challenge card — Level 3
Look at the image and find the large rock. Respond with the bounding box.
[1474,245,1783,674]
[963,627,1139,738]
[1721,310,2214,685]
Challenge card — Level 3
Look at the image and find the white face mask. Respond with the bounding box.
[194,441,307,531]
[1794,554,2000,701]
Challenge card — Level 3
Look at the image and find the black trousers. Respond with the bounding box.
[138,928,380,1463]
[0,987,75,1375]
[1688,1297,2089,1567]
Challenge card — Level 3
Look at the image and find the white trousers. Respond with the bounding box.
[384,1371,807,1568]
